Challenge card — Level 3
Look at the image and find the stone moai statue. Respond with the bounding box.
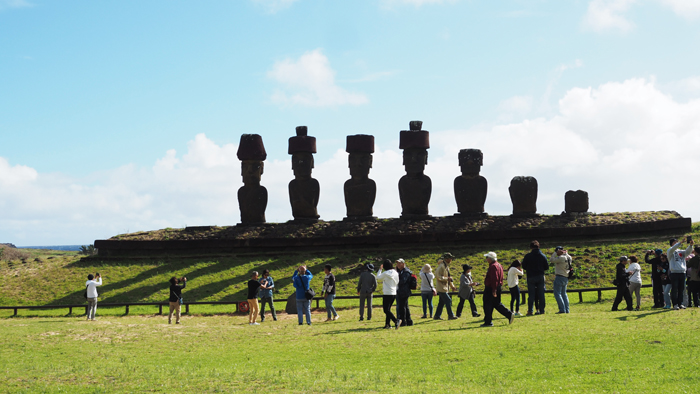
[343,134,376,221]
[454,148,488,217]
[237,134,268,225]
[509,176,538,217]
[565,190,589,214]
[398,120,431,220]
[288,126,320,223]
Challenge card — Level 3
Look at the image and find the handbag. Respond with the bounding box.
[300,276,315,300]
[171,290,183,305]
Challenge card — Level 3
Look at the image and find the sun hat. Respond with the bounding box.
[484,251,497,261]
[442,252,455,259]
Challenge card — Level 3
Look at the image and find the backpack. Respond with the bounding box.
[409,273,418,290]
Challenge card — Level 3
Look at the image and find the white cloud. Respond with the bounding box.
[381,0,456,7]
[251,0,298,13]
[3,77,700,245]
[267,49,369,107]
[0,0,32,11]
[582,0,637,32]
[658,0,700,19]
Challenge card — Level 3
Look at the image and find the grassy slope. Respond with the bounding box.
[1,224,698,307]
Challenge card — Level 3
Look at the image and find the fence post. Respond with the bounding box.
[521,291,527,305]
[159,304,163,315]
[185,304,189,314]
[578,292,583,303]
[69,307,73,315]
[13,308,17,316]
[597,290,602,302]
[125,305,129,315]
[315,299,319,309]
[85,306,88,315]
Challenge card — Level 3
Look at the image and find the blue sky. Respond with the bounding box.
[1,0,700,245]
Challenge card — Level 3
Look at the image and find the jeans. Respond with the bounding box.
[87,297,97,320]
[553,276,569,313]
[325,294,338,318]
[509,286,520,313]
[434,292,454,319]
[670,273,686,307]
[260,296,276,320]
[396,295,412,324]
[359,292,373,319]
[483,286,512,325]
[612,284,632,311]
[628,282,642,308]
[296,299,311,324]
[247,298,259,323]
[663,284,672,307]
[382,295,397,327]
[527,275,546,313]
[456,293,478,317]
[421,291,434,317]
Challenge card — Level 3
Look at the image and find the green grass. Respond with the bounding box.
[1,290,700,393]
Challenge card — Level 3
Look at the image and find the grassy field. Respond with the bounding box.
[1,290,700,393]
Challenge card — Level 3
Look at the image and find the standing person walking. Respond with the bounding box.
[551,246,572,314]
[481,252,515,327]
[626,256,643,310]
[395,258,413,328]
[611,257,633,311]
[686,247,700,308]
[522,240,549,315]
[434,253,458,320]
[168,276,186,324]
[507,260,523,316]
[259,269,277,322]
[85,273,102,321]
[247,272,261,325]
[322,264,340,322]
[293,265,314,325]
[645,249,665,308]
[419,264,435,318]
[376,259,399,329]
[357,263,377,321]
[667,238,694,310]
[456,264,480,318]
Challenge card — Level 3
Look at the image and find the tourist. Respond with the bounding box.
[168,276,186,324]
[322,264,339,322]
[645,249,665,308]
[667,238,694,310]
[481,252,515,327]
[686,247,700,308]
[611,256,633,311]
[456,264,480,318]
[419,264,435,318]
[259,269,277,322]
[550,246,572,314]
[85,273,102,321]
[395,258,413,328]
[247,272,261,325]
[507,260,523,316]
[376,259,399,329]
[659,254,672,309]
[357,263,377,321]
[292,265,314,325]
[434,252,458,320]
[522,240,549,315]
[626,256,642,310]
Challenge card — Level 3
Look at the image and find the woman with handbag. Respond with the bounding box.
[376,259,399,329]
[168,276,186,324]
[292,265,314,325]
[611,256,633,311]
[419,264,436,318]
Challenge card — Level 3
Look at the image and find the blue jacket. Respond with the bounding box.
[259,276,274,298]
[293,270,313,300]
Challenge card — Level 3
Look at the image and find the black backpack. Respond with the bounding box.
[408,273,418,290]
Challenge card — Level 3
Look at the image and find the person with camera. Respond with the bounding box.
[434,252,458,320]
[85,273,103,321]
[395,258,413,328]
[667,237,694,310]
[480,252,515,327]
[292,265,314,325]
[247,272,262,325]
[550,246,572,314]
[259,269,277,322]
[611,256,633,311]
[376,259,399,329]
[357,263,377,321]
[645,249,665,308]
[322,264,339,322]
[522,240,549,315]
[168,276,187,324]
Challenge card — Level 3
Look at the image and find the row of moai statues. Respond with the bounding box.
[235,121,589,225]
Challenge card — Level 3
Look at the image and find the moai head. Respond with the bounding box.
[346,134,374,179]
[288,126,316,179]
[458,149,483,177]
[399,121,430,176]
[237,134,267,185]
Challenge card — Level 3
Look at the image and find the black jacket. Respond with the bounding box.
[397,268,413,298]
[645,254,661,279]
[169,282,186,302]
[522,249,549,276]
[615,263,629,286]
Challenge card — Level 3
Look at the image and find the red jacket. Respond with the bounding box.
[484,261,504,289]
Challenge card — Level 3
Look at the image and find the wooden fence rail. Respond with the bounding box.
[0,284,651,316]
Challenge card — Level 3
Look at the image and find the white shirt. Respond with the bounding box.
[627,263,642,284]
[376,269,399,295]
[85,278,102,298]
[507,267,523,288]
[419,271,435,292]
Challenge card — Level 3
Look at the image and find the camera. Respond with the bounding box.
[687,236,693,243]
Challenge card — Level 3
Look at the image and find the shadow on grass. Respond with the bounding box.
[614,309,667,321]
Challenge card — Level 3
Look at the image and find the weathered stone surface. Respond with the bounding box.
[399,121,431,219]
[454,149,487,216]
[344,135,376,221]
[509,176,538,217]
[237,134,268,225]
[565,190,589,213]
[289,127,320,222]
[285,293,298,314]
